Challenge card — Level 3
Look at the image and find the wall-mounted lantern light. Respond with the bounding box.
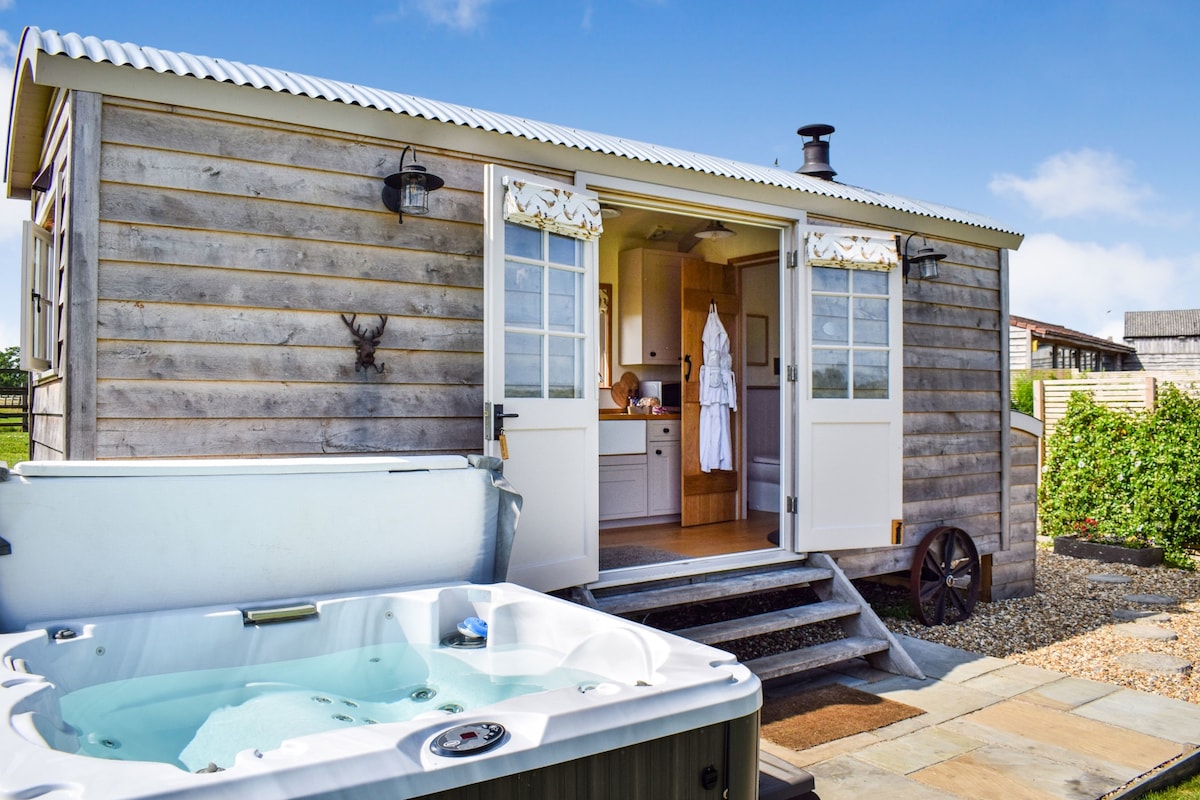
[381,146,444,223]
[896,233,947,282]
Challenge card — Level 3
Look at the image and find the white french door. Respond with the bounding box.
[483,166,599,591]
[792,226,904,551]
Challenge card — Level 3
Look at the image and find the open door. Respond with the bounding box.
[483,166,601,591]
[793,227,904,551]
[680,257,740,526]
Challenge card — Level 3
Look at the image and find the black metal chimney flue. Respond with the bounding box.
[796,124,837,180]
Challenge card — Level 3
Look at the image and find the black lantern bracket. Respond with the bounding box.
[381,145,445,224]
[896,233,947,283]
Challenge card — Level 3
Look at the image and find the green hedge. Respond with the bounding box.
[1039,384,1200,557]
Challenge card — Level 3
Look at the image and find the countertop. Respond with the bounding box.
[599,410,681,420]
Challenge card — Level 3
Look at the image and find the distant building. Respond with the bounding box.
[1009,315,1135,373]
[1123,310,1200,371]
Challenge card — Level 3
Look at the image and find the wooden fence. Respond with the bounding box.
[1034,372,1200,445]
[0,369,29,432]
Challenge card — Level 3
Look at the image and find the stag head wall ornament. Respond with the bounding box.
[340,313,388,374]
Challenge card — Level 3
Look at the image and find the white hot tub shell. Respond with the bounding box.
[0,456,761,800]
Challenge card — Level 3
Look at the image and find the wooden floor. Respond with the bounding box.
[600,511,779,560]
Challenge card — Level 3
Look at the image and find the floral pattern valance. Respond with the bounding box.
[503,179,603,241]
[806,229,899,271]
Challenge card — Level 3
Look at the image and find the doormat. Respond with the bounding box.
[760,682,924,751]
[599,545,683,570]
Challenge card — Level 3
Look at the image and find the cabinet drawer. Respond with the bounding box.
[599,461,648,520]
[647,421,680,442]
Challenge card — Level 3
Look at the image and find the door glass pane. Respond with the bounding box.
[854,350,889,399]
[548,267,581,332]
[548,232,581,266]
[505,332,543,397]
[812,266,848,292]
[853,297,888,346]
[504,222,541,259]
[505,261,543,328]
[548,336,583,398]
[812,296,848,343]
[812,349,849,398]
[854,270,888,295]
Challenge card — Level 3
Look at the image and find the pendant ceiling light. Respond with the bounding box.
[694,220,736,240]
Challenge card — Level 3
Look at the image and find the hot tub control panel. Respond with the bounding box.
[430,722,507,757]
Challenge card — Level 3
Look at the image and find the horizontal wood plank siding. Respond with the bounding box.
[94,99,488,457]
[991,423,1040,600]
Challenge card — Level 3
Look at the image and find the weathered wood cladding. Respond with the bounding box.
[836,242,1008,581]
[94,99,488,457]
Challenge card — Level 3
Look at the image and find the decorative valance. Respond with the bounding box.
[503,179,603,241]
[806,229,899,271]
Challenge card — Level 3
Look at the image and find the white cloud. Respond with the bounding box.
[1008,232,1199,341]
[990,149,1154,220]
[411,0,495,31]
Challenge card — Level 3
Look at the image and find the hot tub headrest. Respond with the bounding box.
[0,455,521,632]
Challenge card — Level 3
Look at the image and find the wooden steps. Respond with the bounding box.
[584,552,924,683]
[592,566,833,616]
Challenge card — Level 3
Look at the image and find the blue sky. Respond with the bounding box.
[1,0,1198,349]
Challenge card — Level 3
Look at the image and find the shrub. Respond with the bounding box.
[1011,372,1034,415]
[1039,384,1200,559]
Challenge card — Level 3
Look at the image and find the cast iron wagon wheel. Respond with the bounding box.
[909,525,980,626]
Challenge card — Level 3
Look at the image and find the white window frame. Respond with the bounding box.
[20,221,54,373]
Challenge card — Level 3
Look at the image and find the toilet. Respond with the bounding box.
[748,454,780,512]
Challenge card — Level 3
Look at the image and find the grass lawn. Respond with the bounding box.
[1145,772,1200,799]
[0,429,29,466]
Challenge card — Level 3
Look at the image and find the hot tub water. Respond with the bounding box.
[61,642,606,772]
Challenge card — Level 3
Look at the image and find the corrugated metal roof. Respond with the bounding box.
[19,27,1019,237]
[1124,309,1200,338]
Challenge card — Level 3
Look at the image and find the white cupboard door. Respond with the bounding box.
[483,166,599,591]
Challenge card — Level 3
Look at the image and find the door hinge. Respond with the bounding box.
[786,364,798,382]
[787,250,799,269]
[786,496,798,514]
[892,519,904,545]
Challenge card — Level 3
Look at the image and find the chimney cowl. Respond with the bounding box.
[796,123,836,180]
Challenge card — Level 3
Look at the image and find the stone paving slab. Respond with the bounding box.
[854,725,983,774]
[1115,622,1178,640]
[806,754,966,800]
[1113,608,1172,622]
[894,636,1009,683]
[960,662,1063,698]
[1020,676,1122,711]
[1075,689,1200,743]
[1117,652,1192,674]
[951,698,1182,781]
[912,744,1119,800]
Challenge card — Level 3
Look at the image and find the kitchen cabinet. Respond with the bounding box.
[647,421,681,516]
[599,418,680,521]
[618,249,681,366]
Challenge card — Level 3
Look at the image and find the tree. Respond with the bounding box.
[0,346,23,388]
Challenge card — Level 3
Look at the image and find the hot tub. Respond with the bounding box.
[0,456,760,799]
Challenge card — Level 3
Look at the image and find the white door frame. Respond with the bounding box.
[575,172,809,588]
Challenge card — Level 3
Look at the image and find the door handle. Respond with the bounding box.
[491,403,520,439]
[683,354,692,382]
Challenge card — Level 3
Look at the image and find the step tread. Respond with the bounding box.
[593,566,833,616]
[759,751,816,800]
[746,635,891,681]
[675,601,862,645]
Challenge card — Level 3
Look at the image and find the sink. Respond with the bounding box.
[599,419,646,455]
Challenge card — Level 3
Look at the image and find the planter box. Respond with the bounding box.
[1053,536,1164,567]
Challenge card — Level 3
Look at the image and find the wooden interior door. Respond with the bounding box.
[680,257,740,527]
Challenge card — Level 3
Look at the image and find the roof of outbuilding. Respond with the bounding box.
[1124,309,1200,338]
[10,27,1021,239]
[1010,315,1136,353]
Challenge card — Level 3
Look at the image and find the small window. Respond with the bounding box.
[810,265,890,399]
[503,222,586,399]
[20,221,54,372]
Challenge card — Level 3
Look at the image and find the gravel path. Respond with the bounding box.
[886,544,1200,704]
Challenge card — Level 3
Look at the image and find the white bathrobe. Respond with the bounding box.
[699,306,737,472]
